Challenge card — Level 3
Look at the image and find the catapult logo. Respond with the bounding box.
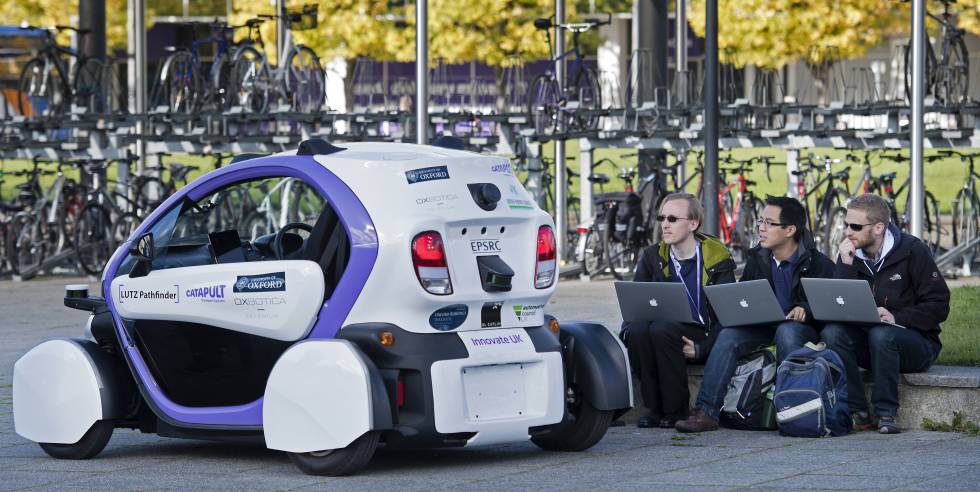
[118,285,179,304]
[233,272,286,293]
[406,165,450,184]
[186,285,226,302]
[512,303,544,321]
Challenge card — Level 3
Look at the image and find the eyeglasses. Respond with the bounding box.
[843,221,875,232]
[656,215,691,223]
[756,219,788,229]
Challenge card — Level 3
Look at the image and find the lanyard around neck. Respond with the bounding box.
[670,244,703,324]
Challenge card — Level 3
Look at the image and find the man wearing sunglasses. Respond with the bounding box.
[624,192,736,428]
[676,196,834,433]
[820,193,949,434]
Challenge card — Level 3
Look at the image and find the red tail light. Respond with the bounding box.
[535,225,557,289]
[411,231,452,295]
[396,374,406,408]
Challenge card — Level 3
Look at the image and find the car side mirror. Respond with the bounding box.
[130,232,155,261]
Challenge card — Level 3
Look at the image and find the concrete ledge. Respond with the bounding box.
[622,364,980,430]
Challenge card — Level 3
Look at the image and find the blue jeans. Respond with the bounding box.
[694,321,820,420]
[820,323,937,417]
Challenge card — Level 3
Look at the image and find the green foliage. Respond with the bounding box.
[922,411,980,436]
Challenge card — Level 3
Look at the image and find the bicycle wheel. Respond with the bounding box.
[952,188,979,253]
[285,45,325,113]
[528,74,559,136]
[8,212,47,278]
[904,42,937,103]
[209,51,234,110]
[943,36,970,104]
[573,68,601,131]
[241,210,271,241]
[737,197,764,255]
[18,58,66,117]
[230,46,270,114]
[581,227,603,277]
[73,58,113,114]
[813,189,845,256]
[74,204,114,276]
[824,206,848,262]
[905,191,943,254]
[158,50,199,114]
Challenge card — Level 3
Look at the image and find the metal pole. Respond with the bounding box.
[909,0,925,238]
[128,0,146,175]
[675,0,687,106]
[276,0,286,66]
[703,0,719,235]
[415,0,428,145]
[555,0,567,263]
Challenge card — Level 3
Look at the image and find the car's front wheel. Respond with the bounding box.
[39,420,113,460]
[531,396,613,452]
[287,431,379,476]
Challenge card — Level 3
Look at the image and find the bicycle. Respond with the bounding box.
[792,154,851,259]
[946,150,980,258]
[152,20,243,113]
[527,13,610,136]
[875,152,942,254]
[903,0,969,104]
[717,155,773,262]
[17,25,117,118]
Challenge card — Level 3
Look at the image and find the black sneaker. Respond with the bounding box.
[637,413,663,428]
[852,411,874,431]
[878,416,900,434]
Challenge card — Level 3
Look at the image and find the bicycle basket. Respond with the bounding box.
[288,4,318,31]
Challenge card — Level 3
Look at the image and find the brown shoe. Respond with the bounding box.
[674,408,719,433]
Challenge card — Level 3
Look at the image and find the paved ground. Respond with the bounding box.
[2,276,979,491]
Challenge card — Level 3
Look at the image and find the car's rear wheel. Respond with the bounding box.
[39,420,113,460]
[287,431,379,476]
[531,396,613,452]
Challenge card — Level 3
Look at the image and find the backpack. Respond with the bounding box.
[773,343,852,437]
[719,347,778,430]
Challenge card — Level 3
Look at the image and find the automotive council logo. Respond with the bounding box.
[233,272,286,293]
[513,304,544,321]
[406,165,450,184]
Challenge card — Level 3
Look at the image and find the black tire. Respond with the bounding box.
[904,42,936,103]
[112,213,142,247]
[73,58,115,114]
[230,45,270,114]
[75,204,114,276]
[19,57,66,117]
[9,212,47,278]
[531,398,613,452]
[904,191,943,254]
[573,67,601,131]
[581,228,603,277]
[285,45,325,113]
[952,188,979,252]
[209,51,233,110]
[39,420,113,460]
[287,431,379,476]
[528,74,559,136]
[159,50,199,114]
[736,197,764,257]
[241,210,270,241]
[824,206,849,262]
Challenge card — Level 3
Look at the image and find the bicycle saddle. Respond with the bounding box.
[588,173,610,184]
[534,18,552,30]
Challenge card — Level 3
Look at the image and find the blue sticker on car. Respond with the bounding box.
[429,304,469,331]
[406,166,450,184]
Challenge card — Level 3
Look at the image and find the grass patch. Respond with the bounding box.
[670,435,693,441]
[938,286,980,367]
[922,412,980,436]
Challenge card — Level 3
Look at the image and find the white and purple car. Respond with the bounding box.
[12,139,632,476]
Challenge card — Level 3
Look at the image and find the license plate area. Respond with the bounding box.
[462,363,528,421]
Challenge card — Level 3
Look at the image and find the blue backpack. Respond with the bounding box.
[773,344,852,437]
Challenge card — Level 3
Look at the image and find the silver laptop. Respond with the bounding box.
[614,281,698,324]
[705,280,787,327]
[801,278,905,328]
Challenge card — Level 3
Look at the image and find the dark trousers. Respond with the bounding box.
[820,323,938,417]
[625,320,707,418]
[694,321,820,420]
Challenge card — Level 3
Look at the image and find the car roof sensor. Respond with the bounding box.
[297,138,346,156]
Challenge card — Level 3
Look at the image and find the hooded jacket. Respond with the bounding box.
[740,227,835,321]
[630,232,737,361]
[834,223,950,347]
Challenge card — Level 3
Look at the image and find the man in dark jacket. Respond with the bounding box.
[624,193,736,429]
[820,193,949,434]
[676,196,834,433]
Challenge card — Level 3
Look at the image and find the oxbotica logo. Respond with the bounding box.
[233,272,286,293]
[513,303,545,321]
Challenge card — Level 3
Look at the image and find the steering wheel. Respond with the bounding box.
[273,222,313,260]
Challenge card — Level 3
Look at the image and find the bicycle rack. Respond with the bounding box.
[936,235,980,277]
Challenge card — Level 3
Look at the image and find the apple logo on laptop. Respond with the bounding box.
[739,299,749,308]
[836,296,845,306]
[649,298,658,307]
